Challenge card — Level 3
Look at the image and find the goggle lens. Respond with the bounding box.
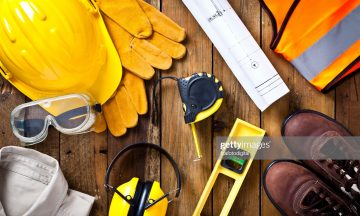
[13,106,46,138]
[47,96,89,129]
[11,94,95,143]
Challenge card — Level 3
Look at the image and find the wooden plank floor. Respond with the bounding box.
[0,0,359,215]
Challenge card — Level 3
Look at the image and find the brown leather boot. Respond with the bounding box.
[282,110,360,206]
[263,160,358,215]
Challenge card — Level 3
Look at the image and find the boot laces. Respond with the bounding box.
[303,187,349,215]
[326,159,360,198]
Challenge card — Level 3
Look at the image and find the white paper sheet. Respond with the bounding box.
[182,0,289,111]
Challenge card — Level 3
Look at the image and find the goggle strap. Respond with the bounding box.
[93,103,102,113]
[55,106,88,121]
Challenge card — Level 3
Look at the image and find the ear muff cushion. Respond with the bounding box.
[128,180,144,216]
[135,181,153,216]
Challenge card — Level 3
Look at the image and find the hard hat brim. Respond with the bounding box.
[88,12,122,104]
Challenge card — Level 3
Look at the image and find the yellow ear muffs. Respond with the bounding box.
[144,181,168,216]
[105,143,181,216]
[109,177,140,216]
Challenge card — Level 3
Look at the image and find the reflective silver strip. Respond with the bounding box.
[291,6,360,81]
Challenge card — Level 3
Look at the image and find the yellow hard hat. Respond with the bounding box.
[0,0,122,104]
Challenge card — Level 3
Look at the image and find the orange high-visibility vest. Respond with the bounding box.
[261,0,360,92]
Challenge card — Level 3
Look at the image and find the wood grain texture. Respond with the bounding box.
[0,79,24,147]
[105,0,161,213]
[260,2,335,215]
[0,0,359,216]
[336,75,360,135]
[212,0,261,215]
[161,0,213,215]
[60,133,107,216]
[260,6,296,216]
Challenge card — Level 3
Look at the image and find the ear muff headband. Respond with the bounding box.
[127,180,145,216]
[104,143,182,207]
[135,181,153,216]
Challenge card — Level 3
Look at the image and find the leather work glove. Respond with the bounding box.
[102,70,148,136]
[92,112,107,133]
[93,0,187,137]
[97,0,187,79]
[96,0,152,39]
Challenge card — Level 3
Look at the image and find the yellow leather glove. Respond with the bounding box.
[96,0,152,38]
[102,70,147,136]
[95,0,186,137]
[97,0,187,79]
[92,112,107,133]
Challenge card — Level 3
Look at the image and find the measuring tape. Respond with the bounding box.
[178,72,223,159]
[153,72,224,160]
[193,118,265,215]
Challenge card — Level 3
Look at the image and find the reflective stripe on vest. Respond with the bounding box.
[261,0,360,91]
[292,6,360,81]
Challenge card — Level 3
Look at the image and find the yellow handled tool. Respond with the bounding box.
[193,118,265,216]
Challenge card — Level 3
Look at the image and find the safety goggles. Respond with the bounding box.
[11,94,101,145]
